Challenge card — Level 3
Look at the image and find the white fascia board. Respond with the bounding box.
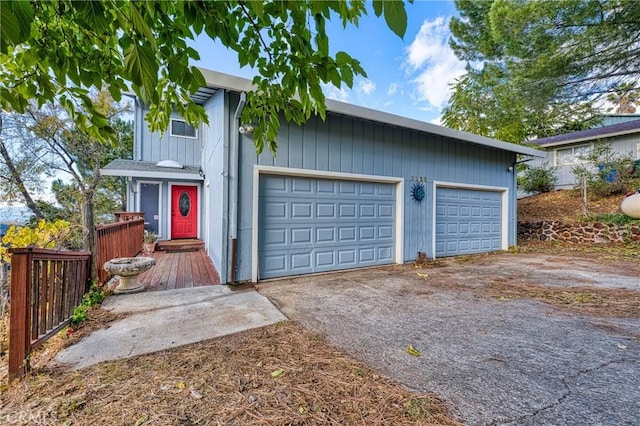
[100,169,203,181]
[196,68,545,158]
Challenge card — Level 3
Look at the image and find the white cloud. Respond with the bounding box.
[387,83,398,95]
[403,17,466,110]
[322,83,350,102]
[356,79,376,96]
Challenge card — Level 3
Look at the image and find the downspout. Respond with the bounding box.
[229,92,246,283]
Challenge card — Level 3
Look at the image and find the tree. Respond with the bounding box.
[1,0,408,154]
[444,0,638,143]
[607,82,639,114]
[1,91,132,278]
[23,93,133,277]
[0,111,49,219]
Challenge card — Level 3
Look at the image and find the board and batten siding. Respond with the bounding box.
[138,109,202,166]
[200,91,228,280]
[234,94,517,282]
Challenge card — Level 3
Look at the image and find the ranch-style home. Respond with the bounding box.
[529,118,640,190]
[101,68,542,284]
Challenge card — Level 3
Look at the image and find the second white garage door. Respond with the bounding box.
[258,175,396,279]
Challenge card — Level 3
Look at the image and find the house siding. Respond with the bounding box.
[200,91,227,279]
[530,134,640,189]
[234,96,517,282]
[137,109,202,166]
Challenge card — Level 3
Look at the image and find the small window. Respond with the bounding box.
[170,119,197,138]
[555,144,591,166]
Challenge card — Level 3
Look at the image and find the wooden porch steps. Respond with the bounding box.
[156,239,204,253]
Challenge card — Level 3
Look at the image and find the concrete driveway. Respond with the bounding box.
[257,253,640,426]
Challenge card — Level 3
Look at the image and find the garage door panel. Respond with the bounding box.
[339,181,356,194]
[339,226,357,241]
[259,175,395,278]
[339,203,357,217]
[316,227,336,243]
[379,225,393,239]
[291,228,312,244]
[264,228,287,246]
[338,249,357,265]
[359,204,376,217]
[436,187,502,257]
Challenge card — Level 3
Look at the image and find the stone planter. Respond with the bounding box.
[103,257,155,294]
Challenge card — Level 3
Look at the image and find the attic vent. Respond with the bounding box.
[156,160,183,169]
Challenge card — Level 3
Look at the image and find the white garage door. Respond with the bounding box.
[435,187,503,256]
[258,175,396,279]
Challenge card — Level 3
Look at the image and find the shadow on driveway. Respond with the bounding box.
[257,253,640,426]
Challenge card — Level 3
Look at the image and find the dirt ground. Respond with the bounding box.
[518,190,627,222]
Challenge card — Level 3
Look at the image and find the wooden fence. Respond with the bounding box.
[8,248,91,381]
[95,218,145,284]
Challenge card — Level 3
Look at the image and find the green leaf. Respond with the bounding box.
[271,369,284,377]
[0,0,33,53]
[124,43,158,97]
[341,66,354,88]
[335,51,350,66]
[249,1,264,19]
[406,344,421,357]
[372,0,383,17]
[74,1,109,34]
[130,3,156,48]
[382,0,408,39]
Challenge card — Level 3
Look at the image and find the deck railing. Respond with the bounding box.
[95,218,145,284]
[8,248,91,381]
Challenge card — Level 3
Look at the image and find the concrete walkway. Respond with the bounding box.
[55,286,287,370]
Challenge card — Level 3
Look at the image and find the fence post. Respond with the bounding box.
[8,248,33,381]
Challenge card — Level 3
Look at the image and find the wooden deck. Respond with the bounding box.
[138,248,220,291]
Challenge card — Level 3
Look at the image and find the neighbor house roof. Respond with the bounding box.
[533,119,640,148]
[101,160,203,180]
[197,68,543,158]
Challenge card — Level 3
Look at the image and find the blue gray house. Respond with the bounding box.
[102,69,542,283]
[529,119,640,189]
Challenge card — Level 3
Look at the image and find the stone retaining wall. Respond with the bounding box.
[518,221,640,243]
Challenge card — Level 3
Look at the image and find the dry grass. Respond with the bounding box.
[1,321,459,426]
[517,239,640,263]
[486,281,640,319]
[518,191,626,223]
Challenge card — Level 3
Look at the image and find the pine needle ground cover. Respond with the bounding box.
[1,320,460,426]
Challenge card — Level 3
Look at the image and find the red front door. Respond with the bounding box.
[171,185,198,239]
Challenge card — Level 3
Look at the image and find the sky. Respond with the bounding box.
[191,1,464,125]
[2,1,465,211]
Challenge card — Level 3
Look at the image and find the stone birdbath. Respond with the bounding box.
[103,257,155,294]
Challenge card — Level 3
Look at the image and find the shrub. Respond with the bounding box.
[573,142,640,197]
[585,213,640,225]
[520,162,558,193]
[71,283,107,325]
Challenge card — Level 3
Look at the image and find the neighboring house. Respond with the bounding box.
[529,119,640,190]
[598,114,640,127]
[101,69,542,284]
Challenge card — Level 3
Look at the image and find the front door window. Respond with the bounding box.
[179,192,191,217]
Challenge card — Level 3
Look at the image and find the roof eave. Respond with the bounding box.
[100,168,203,181]
[537,128,640,148]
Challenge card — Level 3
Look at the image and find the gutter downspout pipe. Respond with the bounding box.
[229,92,246,283]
